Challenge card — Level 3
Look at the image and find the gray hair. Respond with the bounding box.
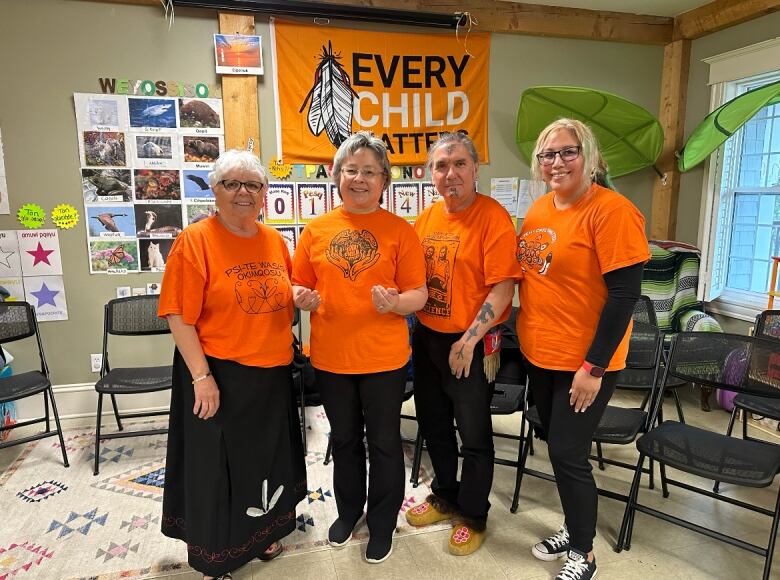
[426,132,479,170]
[331,132,392,192]
[530,118,608,186]
[208,149,269,188]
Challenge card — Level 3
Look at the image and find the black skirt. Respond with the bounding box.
[162,350,307,576]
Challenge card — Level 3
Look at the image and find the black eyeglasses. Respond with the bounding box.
[219,179,266,194]
[536,146,582,166]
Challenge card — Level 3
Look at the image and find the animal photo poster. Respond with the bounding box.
[73,93,224,274]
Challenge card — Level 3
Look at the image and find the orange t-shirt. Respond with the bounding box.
[158,216,294,368]
[516,184,650,372]
[292,207,426,374]
[414,193,522,333]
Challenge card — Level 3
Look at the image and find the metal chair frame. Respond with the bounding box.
[93,295,172,475]
[616,332,780,580]
[0,302,68,467]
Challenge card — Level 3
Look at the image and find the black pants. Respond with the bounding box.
[412,324,494,524]
[316,367,407,540]
[525,361,618,553]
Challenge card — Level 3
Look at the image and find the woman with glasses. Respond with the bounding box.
[516,119,649,580]
[159,150,306,580]
[292,131,427,563]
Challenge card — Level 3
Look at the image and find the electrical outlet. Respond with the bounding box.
[90,353,103,373]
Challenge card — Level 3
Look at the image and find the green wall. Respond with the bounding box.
[0,0,665,387]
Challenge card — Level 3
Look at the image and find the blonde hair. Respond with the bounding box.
[530,118,608,187]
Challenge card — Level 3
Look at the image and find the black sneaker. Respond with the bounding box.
[556,548,597,580]
[531,524,569,561]
[327,513,364,547]
[365,531,395,564]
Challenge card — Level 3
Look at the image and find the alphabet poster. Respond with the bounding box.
[73,93,224,274]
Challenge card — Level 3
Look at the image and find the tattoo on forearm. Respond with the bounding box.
[466,324,479,340]
[477,302,495,324]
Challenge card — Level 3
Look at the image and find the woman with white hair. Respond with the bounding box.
[516,119,650,580]
[159,149,306,580]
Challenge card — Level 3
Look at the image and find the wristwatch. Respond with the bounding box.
[581,361,606,378]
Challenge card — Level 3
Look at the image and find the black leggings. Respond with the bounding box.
[316,367,407,540]
[525,361,618,553]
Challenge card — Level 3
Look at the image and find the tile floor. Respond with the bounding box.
[2,386,779,579]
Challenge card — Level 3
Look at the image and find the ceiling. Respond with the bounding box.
[506,0,711,17]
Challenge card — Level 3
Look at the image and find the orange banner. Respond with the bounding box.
[272,20,490,166]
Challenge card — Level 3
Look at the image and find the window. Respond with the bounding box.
[698,40,780,321]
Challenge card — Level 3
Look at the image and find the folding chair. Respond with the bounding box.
[94,295,172,475]
[617,332,780,580]
[714,310,780,493]
[0,302,68,466]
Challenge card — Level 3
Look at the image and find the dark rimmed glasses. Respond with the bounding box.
[536,146,582,166]
[219,179,266,194]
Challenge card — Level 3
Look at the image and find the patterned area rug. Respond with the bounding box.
[0,408,442,579]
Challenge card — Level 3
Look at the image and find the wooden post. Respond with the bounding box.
[650,38,690,241]
[218,12,260,156]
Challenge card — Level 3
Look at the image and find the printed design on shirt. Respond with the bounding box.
[225,261,290,314]
[325,229,380,281]
[517,228,556,276]
[421,233,459,318]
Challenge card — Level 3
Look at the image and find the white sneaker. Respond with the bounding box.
[531,524,569,561]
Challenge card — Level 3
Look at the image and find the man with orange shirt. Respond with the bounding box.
[406,132,522,556]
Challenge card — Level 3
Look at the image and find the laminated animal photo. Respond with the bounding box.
[136,135,173,159]
[82,131,126,167]
[182,136,220,163]
[133,169,180,201]
[128,97,177,129]
[134,204,183,238]
[140,239,173,271]
[81,169,132,203]
[87,206,135,237]
[179,98,222,129]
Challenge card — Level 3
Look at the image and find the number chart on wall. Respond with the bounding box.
[73,93,224,274]
[265,179,441,257]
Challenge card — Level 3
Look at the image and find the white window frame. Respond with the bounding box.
[697,38,780,322]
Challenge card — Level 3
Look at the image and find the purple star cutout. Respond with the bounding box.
[27,242,55,266]
[31,282,59,308]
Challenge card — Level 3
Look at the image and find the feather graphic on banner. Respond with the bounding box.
[299,42,357,148]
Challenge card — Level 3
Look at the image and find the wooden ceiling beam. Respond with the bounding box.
[304,0,674,44]
[675,0,780,40]
[76,0,674,44]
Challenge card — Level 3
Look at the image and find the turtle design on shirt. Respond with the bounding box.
[326,229,380,281]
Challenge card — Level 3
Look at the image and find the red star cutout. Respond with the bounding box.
[27,242,55,266]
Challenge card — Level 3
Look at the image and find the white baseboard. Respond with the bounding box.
[12,382,170,422]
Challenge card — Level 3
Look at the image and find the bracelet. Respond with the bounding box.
[192,371,212,384]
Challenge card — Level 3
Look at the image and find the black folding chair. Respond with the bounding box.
[0,302,68,466]
[94,295,172,475]
[714,310,780,493]
[617,332,780,580]
[613,295,686,424]
[511,318,665,516]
